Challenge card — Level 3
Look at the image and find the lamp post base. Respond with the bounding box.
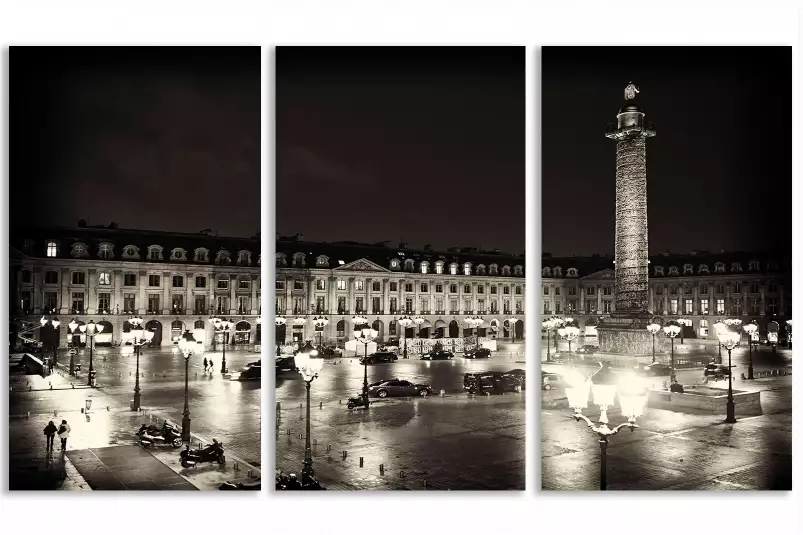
[181,416,191,442]
[133,390,141,412]
[747,365,754,380]
[725,400,736,424]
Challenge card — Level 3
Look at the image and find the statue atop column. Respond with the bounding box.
[624,82,639,100]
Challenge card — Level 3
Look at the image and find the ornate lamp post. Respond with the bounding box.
[275,316,287,356]
[210,316,233,374]
[123,316,154,411]
[646,321,661,364]
[558,323,579,363]
[551,316,567,360]
[724,317,742,336]
[397,315,414,359]
[312,315,329,350]
[662,321,680,384]
[565,364,647,490]
[40,316,60,365]
[786,319,792,349]
[412,315,425,352]
[742,322,757,380]
[353,320,377,407]
[67,319,80,375]
[294,341,323,487]
[255,316,261,349]
[713,320,726,364]
[542,318,554,362]
[465,316,484,350]
[178,330,204,442]
[717,330,740,424]
[80,320,103,386]
[677,318,693,344]
[507,316,520,342]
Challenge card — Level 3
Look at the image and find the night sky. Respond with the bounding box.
[10,46,260,237]
[276,46,524,254]
[542,46,791,257]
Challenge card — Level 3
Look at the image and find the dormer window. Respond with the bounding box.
[122,245,140,259]
[731,262,742,273]
[46,241,58,257]
[668,266,679,276]
[476,264,486,276]
[276,253,288,267]
[748,260,760,271]
[404,259,415,272]
[194,248,209,263]
[714,262,726,273]
[654,266,665,276]
[766,260,778,271]
[390,259,400,270]
[463,263,472,276]
[501,265,511,276]
[489,264,499,276]
[553,266,562,277]
[216,250,231,266]
[698,264,710,274]
[420,261,429,274]
[147,245,164,261]
[514,265,523,276]
[170,248,187,261]
[683,264,693,275]
[542,267,552,277]
[449,263,458,275]
[435,261,444,274]
[70,242,89,258]
[98,242,114,260]
[237,250,251,266]
[567,268,578,278]
[316,255,329,268]
[292,252,306,267]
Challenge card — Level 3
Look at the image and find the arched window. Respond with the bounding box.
[501,265,511,276]
[435,261,444,274]
[714,262,726,273]
[654,266,664,276]
[683,264,694,275]
[514,265,523,276]
[390,258,401,270]
[420,261,429,274]
[194,248,209,263]
[238,250,251,266]
[463,263,472,276]
[476,264,486,276]
[71,242,89,258]
[731,262,742,273]
[489,264,498,276]
[292,252,306,267]
[449,263,458,275]
[553,266,562,277]
[668,266,679,276]
[316,255,329,267]
[566,268,578,278]
[147,245,164,261]
[542,267,552,277]
[698,264,710,274]
[404,259,415,272]
[122,245,140,259]
[748,260,760,271]
[98,242,114,260]
[216,250,232,265]
[170,248,187,261]
[276,253,288,267]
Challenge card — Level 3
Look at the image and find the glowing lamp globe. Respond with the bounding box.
[40,316,48,327]
[646,322,661,335]
[276,316,287,326]
[618,375,648,420]
[52,318,60,329]
[397,316,414,329]
[564,369,591,411]
[718,330,740,350]
[590,364,618,408]
[663,324,680,338]
[69,319,79,332]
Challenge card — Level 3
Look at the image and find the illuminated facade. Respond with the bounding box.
[275,238,526,345]
[9,224,261,348]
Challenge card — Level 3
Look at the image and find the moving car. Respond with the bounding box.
[275,356,296,373]
[635,362,672,376]
[464,347,492,359]
[704,363,731,380]
[463,372,522,394]
[367,379,432,398]
[359,352,398,365]
[316,346,342,358]
[421,350,454,361]
[575,345,598,355]
[230,361,261,381]
[541,372,564,391]
[505,368,526,389]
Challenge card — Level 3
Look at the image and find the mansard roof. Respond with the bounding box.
[12,225,260,264]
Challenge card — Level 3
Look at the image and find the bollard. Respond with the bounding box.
[379,463,384,475]
[233,461,240,471]
[327,444,332,452]
[54,410,58,417]
[286,429,291,435]
[28,385,32,392]
[247,469,253,478]
[423,479,428,488]
[359,457,364,467]
[439,389,445,397]
[298,433,303,439]
[299,403,303,409]
[276,401,281,413]
[400,470,405,478]
[319,401,323,409]
[342,450,347,459]
[313,438,317,446]
[199,441,202,449]
[26,412,30,419]
[339,399,342,404]
[107,406,110,411]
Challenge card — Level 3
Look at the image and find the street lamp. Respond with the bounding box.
[646,321,661,364]
[178,330,204,442]
[677,318,693,344]
[275,316,287,356]
[397,315,414,359]
[565,364,647,490]
[80,320,103,386]
[209,316,233,374]
[558,323,579,363]
[123,316,154,411]
[293,316,307,350]
[786,319,792,349]
[717,330,740,424]
[662,321,680,384]
[67,318,80,375]
[507,316,520,342]
[551,316,567,360]
[294,341,323,487]
[542,318,554,362]
[713,320,726,364]
[312,315,329,350]
[465,316,484,351]
[41,316,60,366]
[742,322,757,380]
[353,324,378,407]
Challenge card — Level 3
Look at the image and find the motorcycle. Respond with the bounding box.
[219,479,261,491]
[275,472,325,490]
[137,421,182,448]
[346,394,370,410]
[180,439,226,468]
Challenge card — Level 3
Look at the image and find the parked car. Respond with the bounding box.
[505,369,526,390]
[231,361,261,381]
[316,346,342,358]
[575,345,598,355]
[464,347,491,359]
[635,362,672,376]
[367,379,432,398]
[704,363,731,379]
[359,351,398,365]
[421,350,454,361]
[541,372,564,391]
[463,372,522,394]
[275,356,296,373]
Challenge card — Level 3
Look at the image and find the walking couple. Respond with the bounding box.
[203,357,214,374]
[43,419,71,452]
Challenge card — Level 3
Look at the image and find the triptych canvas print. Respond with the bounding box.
[7,45,791,493]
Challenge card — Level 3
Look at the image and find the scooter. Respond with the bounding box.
[180,439,225,468]
[137,421,182,448]
[346,394,370,410]
[219,479,261,491]
[275,472,325,490]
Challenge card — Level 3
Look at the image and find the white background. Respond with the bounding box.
[0,2,800,534]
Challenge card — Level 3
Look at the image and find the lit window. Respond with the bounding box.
[217,276,230,290]
[450,264,458,275]
[355,280,364,291]
[435,263,443,274]
[337,279,346,290]
[463,264,471,276]
[98,272,111,285]
[421,263,429,274]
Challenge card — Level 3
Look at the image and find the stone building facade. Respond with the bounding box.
[276,239,526,345]
[10,225,261,349]
[541,251,791,343]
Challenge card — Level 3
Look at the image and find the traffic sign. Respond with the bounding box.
[68,349,77,356]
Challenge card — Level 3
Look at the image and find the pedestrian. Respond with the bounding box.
[43,420,58,451]
[203,357,208,372]
[208,359,214,374]
[57,419,71,450]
